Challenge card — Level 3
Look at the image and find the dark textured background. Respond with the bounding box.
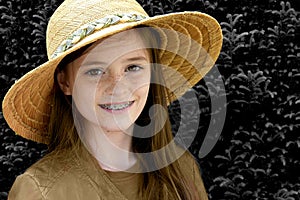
[1,0,299,199]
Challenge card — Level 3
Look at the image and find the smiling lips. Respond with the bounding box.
[99,101,134,111]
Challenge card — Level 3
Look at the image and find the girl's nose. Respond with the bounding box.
[103,73,126,95]
[110,73,123,82]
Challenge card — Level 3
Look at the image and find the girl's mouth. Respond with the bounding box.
[99,101,134,111]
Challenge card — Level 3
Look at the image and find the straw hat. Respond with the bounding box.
[2,0,222,144]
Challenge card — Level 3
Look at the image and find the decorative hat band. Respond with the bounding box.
[51,13,147,59]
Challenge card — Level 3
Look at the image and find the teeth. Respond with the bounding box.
[100,101,133,110]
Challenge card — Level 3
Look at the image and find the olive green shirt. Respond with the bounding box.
[9,150,208,200]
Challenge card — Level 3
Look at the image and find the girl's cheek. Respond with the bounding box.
[128,71,151,84]
[73,78,99,99]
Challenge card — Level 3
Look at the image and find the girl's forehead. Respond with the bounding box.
[89,30,145,53]
[82,29,149,62]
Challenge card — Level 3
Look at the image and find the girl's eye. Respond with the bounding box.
[85,69,103,76]
[125,65,143,72]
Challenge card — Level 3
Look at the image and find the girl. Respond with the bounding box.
[3,0,222,199]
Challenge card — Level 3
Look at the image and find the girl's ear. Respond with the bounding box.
[56,70,72,95]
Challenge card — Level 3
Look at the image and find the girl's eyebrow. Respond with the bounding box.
[124,56,149,62]
[82,61,106,66]
[82,56,149,67]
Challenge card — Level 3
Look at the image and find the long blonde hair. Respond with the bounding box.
[48,27,200,200]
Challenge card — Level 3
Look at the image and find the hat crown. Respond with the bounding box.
[46,0,148,59]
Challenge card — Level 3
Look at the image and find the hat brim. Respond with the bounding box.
[2,11,222,144]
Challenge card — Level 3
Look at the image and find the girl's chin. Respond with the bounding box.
[76,113,136,133]
[99,124,134,134]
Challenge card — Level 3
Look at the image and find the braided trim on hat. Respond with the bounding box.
[51,13,147,59]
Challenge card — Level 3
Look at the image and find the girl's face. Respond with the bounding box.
[57,29,151,133]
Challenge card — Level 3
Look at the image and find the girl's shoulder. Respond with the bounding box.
[177,149,209,200]
[177,149,200,172]
[8,150,138,200]
[25,150,77,180]
[8,151,85,199]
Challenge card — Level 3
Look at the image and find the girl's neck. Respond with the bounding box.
[83,122,137,172]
